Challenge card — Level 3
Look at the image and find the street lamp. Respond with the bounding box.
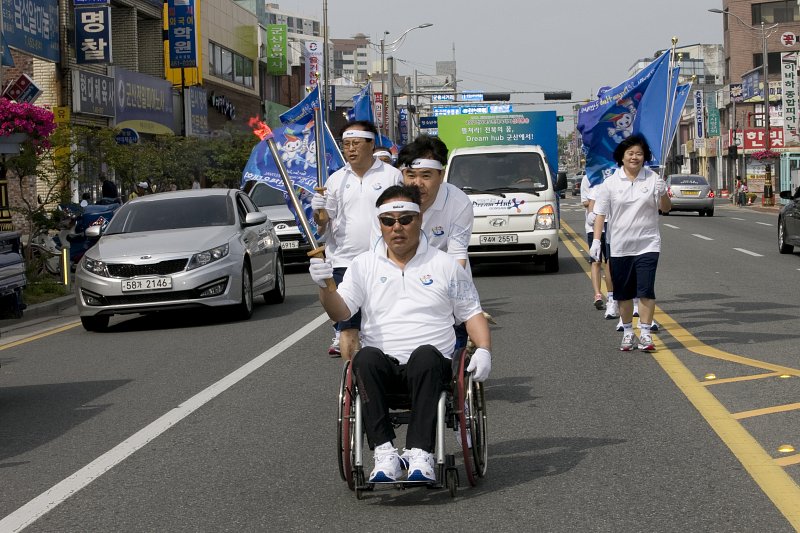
[380,23,433,142]
[709,8,779,201]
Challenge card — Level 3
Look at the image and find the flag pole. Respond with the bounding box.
[313,75,330,226]
[659,37,679,175]
[262,125,335,291]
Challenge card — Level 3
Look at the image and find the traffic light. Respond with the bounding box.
[728,145,738,158]
[544,91,572,101]
[556,115,565,122]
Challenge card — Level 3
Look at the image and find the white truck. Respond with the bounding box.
[443,144,567,272]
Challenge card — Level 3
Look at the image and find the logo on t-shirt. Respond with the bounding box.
[379,276,388,283]
[431,226,444,237]
[420,274,433,286]
[372,183,383,190]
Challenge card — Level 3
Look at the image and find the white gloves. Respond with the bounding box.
[309,257,334,288]
[655,178,667,195]
[311,193,327,211]
[589,239,602,261]
[466,348,492,382]
[586,211,597,226]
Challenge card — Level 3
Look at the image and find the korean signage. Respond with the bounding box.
[167,0,198,68]
[266,24,287,76]
[436,111,559,175]
[1,0,59,62]
[782,32,799,47]
[706,94,720,137]
[185,86,209,137]
[420,116,438,129]
[75,6,112,64]
[398,107,408,145]
[3,74,42,103]
[742,68,760,101]
[72,69,115,117]
[730,83,744,103]
[114,67,175,135]
[432,104,513,116]
[694,90,704,140]
[305,40,322,87]
[781,52,800,146]
[375,92,387,130]
[729,128,784,150]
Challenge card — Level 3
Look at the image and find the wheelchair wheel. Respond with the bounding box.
[467,377,488,478]
[337,361,356,490]
[456,350,478,487]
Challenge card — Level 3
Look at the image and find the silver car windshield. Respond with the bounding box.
[448,152,550,192]
[104,196,234,234]
[250,184,286,207]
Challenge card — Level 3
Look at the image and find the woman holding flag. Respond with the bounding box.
[590,134,671,352]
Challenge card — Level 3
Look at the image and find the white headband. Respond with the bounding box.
[410,158,444,170]
[377,201,420,215]
[374,150,392,159]
[343,130,375,140]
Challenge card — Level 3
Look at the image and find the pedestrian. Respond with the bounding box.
[99,174,118,200]
[397,134,475,349]
[373,146,394,165]
[739,179,748,207]
[734,177,742,206]
[128,181,149,201]
[581,173,617,317]
[311,120,403,360]
[591,134,671,352]
[308,184,491,483]
[80,192,92,207]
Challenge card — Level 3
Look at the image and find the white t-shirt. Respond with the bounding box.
[337,235,483,363]
[323,159,403,268]
[579,175,596,234]
[593,166,665,257]
[422,182,473,262]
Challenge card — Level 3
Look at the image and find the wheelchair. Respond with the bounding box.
[336,347,487,498]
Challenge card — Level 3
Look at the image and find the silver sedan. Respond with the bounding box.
[75,189,285,331]
[664,174,715,216]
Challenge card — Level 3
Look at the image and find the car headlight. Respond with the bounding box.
[83,256,110,277]
[534,205,556,230]
[187,244,229,271]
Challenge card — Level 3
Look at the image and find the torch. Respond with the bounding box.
[249,118,335,291]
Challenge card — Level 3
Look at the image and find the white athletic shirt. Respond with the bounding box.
[593,166,665,257]
[336,235,483,363]
[422,182,473,262]
[323,159,402,268]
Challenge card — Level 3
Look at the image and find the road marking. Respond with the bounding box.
[663,223,680,229]
[776,455,800,467]
[731,217,746,221]
[692,234,714,241]
[701,372,783,386]
[757,222,773,226]
[0,312,331,532]
[0,322,81,350]
[734,248,764,257]
[732,402,800,420]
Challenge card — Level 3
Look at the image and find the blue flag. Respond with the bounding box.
[1,33,14,67]
[347,82,374,122]
[577,52,671,185]
[634,64,687,168]
[242,87,345,243]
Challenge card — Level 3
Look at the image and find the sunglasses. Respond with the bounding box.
[378,214,417,227]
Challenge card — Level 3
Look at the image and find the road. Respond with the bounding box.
[1,197,799,532]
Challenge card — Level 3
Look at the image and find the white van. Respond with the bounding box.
[443,145,566,272]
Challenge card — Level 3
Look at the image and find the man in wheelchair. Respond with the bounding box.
[310,184,491,484]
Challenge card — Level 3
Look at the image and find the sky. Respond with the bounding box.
[277,0,725,133]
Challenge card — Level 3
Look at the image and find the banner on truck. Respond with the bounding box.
[436,111,558,175]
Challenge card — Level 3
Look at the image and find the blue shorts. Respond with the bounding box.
[586,231,609,263]
[609,252,659,301]
[333,267,361,331]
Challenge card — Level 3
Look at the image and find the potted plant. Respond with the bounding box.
[0,98,56,154]
[750,148,781,162]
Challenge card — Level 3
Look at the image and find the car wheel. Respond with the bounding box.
[779,220,794,254]
[264,253,286,304]
[544,251,559,273]
[81,315,109,332]
[706,208,714,217]
[235,264,254,319]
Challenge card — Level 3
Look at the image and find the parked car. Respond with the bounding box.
[569,177,582,196]
[664,174,715,216]
[0,231,26,318]
[75,189,285,331]
[778,186,800,254]
[557,171,568,198]
[243,180,312,264]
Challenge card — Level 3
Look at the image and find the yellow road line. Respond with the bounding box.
[733,402,800,420]
[0,322,81,351]
[561,220,800,528]
[702,372,783,386]
[776,455,800,467]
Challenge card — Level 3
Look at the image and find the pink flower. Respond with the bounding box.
[0,98,56,150]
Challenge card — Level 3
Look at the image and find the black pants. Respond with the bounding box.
[352,345,452,452]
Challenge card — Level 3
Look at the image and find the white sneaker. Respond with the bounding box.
[616,318,623,332]
[369,444,403,483]
[605,299,619,319]
[404,448,436,482]
[650,320,659,332]
[620,332,637,351]
[638,333,656,352]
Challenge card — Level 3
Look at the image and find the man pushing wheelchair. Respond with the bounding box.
[310,184,492,484]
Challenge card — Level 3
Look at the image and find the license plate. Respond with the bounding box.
[121,277,172,292]
[479,234,518,244]
[280,240,299,250]
[682,190,700,196]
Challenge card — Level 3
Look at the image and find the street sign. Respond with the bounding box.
[2,73,42,103]
[420,116,438,129]
[115,128,140,145]
[781,32,798,47]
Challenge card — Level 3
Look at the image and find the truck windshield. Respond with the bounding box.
[448,152,549,192]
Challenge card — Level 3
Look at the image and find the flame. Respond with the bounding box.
[248,117,272,141]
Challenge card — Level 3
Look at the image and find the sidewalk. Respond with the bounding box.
[0,294,77,336]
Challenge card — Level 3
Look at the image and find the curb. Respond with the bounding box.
[0,294,77,335]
